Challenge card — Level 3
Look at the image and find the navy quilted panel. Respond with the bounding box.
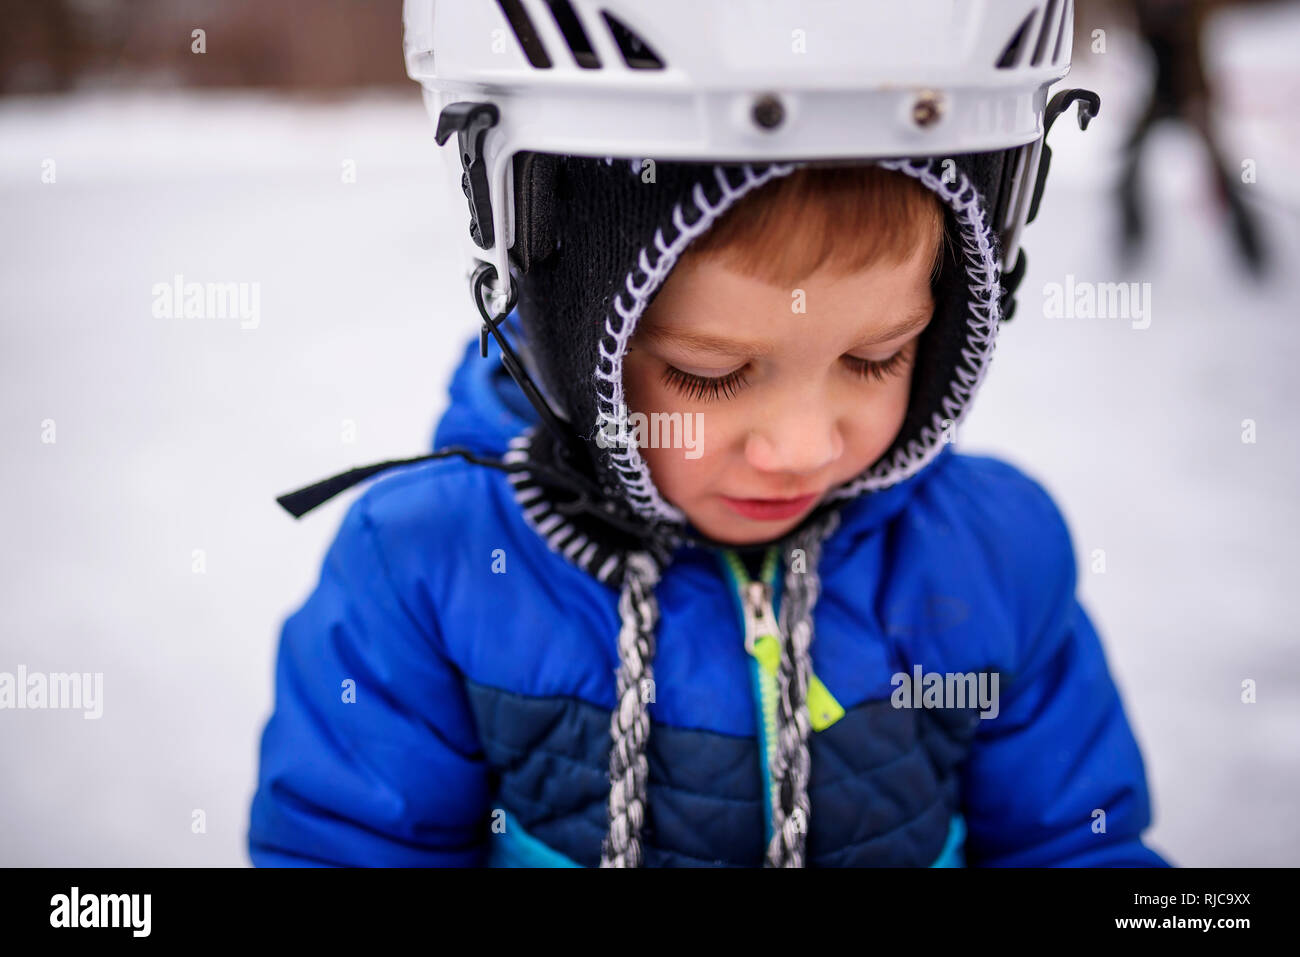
[465,678,982,866]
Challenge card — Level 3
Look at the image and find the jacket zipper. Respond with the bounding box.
[717,547,847,858]
[718,547,783,852]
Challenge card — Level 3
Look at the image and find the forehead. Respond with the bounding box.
[636,244,936,352]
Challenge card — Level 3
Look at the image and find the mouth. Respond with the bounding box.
[719,491,821,522]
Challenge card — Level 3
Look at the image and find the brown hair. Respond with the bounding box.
[678,163,949,288]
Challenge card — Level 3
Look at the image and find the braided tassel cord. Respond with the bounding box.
[765,510,840,867]
[600,551,662,867]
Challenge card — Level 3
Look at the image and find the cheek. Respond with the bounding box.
[885,367,914,424]
[623,354,732,504]
[638,443,685,496]
[872,367,916,449]
[640,430,730,511]
[837,367,915,468]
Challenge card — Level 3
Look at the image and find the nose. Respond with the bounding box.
[744,402,844,478]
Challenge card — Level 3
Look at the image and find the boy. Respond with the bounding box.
[248,153,1170,868]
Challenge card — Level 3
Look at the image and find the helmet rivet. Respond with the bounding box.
[912,90,944,128]
[752,94,785,131]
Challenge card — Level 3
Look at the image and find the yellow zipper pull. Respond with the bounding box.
[806,673,845,732]
[730,549,845,732]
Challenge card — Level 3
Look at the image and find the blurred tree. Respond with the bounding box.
[0,0,409,95]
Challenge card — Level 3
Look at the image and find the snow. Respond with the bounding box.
[1,5,1297,866]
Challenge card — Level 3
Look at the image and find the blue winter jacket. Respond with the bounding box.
[247,318,1171,868]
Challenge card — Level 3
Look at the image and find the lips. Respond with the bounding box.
[719,492,821,522]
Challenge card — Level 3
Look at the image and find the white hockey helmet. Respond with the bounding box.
[402,0,1097,313]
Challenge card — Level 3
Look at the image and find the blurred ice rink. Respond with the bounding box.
[2,5,1298,866]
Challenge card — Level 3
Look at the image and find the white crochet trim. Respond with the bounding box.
[502,429,623,584]
[592,156,1003,523]
[593,162,801,526]
[827,157,1002,500]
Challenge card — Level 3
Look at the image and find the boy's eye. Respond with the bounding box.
[660,364,749,402]
[842,348,913,384]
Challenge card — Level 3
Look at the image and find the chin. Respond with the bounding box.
[691,510,803,546]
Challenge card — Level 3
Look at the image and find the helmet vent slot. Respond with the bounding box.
[601,10,665,69]
[995,10,1037,68]
[1052,0,1072,65]
[546,0,602,69]
[496,0,553,68]
[1031,0,1060,66]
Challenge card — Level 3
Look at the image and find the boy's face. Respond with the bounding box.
[622,240,935,545]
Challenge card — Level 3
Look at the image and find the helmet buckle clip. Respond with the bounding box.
[435,101,501,250]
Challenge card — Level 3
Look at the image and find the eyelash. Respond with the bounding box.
[659,348,913,402]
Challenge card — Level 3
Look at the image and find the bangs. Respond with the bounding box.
[679,163,949,287]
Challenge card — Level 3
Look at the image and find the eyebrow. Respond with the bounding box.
[638,304,934,356]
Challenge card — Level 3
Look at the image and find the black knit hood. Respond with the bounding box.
[504,150,1017,581]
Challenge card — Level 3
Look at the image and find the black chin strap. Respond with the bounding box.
[470,262,595,474]
[274,442,646,539]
